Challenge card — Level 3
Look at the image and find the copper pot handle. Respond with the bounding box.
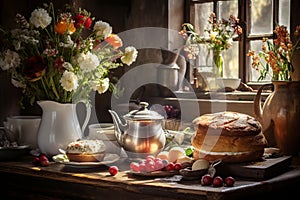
[253,83,273,121]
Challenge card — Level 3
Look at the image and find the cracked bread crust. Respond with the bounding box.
[192,111,262,137]
[191,111,267,163]
[191,132,267,152]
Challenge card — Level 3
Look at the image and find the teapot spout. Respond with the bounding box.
[108,110,127,146]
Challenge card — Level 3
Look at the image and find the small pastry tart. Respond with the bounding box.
[66,139,106,162]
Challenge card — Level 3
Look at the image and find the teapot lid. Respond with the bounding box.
[123,102,164,120]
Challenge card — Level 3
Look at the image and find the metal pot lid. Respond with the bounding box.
[123,102,164,120]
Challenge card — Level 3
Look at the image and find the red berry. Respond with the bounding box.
[130,162,140,172]
[109,166,118,176]
[145,155,155,161]
[146,163,155,172]
[145,157,155,164]
[174,163,182,170]
[213,176,224,187]
[39,154,49,167]
[165,162,175,171]
[145,160,155,167]
[201,174,213,186]
[154,160,164,171]
[224,176,235,187]
[39,154,48,161]
[138,163,147,172]
[32,156,40,166]
[40,159,49,167]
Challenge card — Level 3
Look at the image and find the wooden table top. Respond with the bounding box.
[1,155,300,200]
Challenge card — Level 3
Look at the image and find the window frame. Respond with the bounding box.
[185,0,286,85]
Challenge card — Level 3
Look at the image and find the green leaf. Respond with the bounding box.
[185,147,194,157]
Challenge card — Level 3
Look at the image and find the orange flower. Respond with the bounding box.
[247,50,260,71]
[54,20,76,35]
[105,34,123,49]
[247,24,300,81]
[273,25,289,46]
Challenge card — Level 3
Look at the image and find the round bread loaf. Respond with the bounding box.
[66,139,106,162]
[191,111,267,163]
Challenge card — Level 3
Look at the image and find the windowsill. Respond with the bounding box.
[149,91,271,122]
[246,81,272,91]
[171,90,270,101]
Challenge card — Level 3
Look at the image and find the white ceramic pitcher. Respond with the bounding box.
[37,100,91,156]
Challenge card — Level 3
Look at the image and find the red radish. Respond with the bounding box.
[109,166,119,176]
[212,176,223,187]
[224,176,235,187]
[32,157,40,166]
[174,163,182,170]
[201,174,213,186]
[165,162,175,171]
[39,154,49,167]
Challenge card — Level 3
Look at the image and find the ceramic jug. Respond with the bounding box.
[254,81,300,155]
[37,100,91,156]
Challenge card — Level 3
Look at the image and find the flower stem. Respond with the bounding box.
[212,50,223,77]
[50,76,60,100]
[41,77,50,98]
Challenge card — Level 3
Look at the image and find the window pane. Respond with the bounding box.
[217,0,238,19]
[194,3,213,36]
[249,40,272,81]
[197,42,239,79]
[193,1,239,79]
[223,42,239,78]
[279,0,290,29]
[197,44,210,68]
[218,0,239,78]
[250,0,273,35]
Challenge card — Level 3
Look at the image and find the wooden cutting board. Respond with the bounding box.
[218,155,292,180]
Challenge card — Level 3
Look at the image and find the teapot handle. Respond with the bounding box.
[77,101,91,134]
[253,83,273,121]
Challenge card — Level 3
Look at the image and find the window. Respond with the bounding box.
[187,0,291,83]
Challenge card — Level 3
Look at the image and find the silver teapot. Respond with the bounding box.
[108,102,166,159]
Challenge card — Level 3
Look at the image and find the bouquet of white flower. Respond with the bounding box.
[0,2,138,106]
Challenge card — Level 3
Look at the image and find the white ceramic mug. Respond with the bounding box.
[5,116,41,149]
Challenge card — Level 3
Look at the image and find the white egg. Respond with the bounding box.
[156,151,169,160]
[192,159,210,171]
[168,146,185,163]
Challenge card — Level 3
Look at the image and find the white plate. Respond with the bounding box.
[54,153,120,168]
